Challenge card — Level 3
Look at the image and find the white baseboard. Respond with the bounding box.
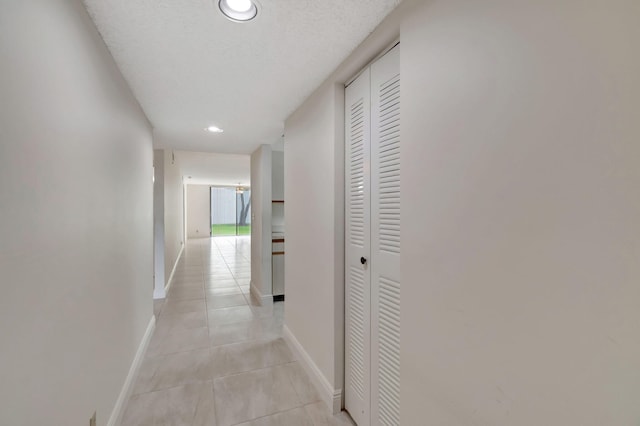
[107,315,156,426]
[283,325,342,414]
[249,280,273,307]
[163,243,184,295]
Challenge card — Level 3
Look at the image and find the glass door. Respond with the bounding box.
[210,186,251,236]
[236,188,251,235]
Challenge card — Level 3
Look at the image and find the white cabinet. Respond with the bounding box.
[345,44,400,426]
[272,238,285,297]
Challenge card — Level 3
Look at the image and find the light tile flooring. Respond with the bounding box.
[121,237,355,426]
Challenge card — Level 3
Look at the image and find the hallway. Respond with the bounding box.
[121,237,354,426]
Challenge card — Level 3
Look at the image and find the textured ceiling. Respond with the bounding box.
[84,0,401,154]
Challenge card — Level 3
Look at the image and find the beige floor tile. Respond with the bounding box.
[204,276,237,285]
[213,364,301,426]
[155,310,208,331]
[172,271,203,280]
[207,305,254,326]
[206,287,243,296]
[205,274,236,281]
[304,402,356,426]
[229,266,250,270]
[205,282,239,291]
[173,265,203,272]
[209,338,295,378]
[204,265,230,271]
[206,294,248,309]
[233,274,252,281]
[175,261,203,268]
[204,271,228,275]
[255,316,283,334]
[235,278,251,286]
[284,362,322,405]
[170,280,204,289]
[209,319,256,347]
[249,305,275,319]
[147,326,210,357]
[121,382,216,426]
[207,317,281,348]
[176,266,203,272]
[235,407,313,426]
[162,299,206,315]
[133,348,212,395]
[167,286,205,301]
[205,266,234,273]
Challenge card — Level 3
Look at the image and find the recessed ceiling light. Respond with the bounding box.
[218,0,258,22]
[228,0,252,12]
[205,125,224,133]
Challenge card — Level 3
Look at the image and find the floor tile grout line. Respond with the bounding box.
[210,359,300,384]
[144,341,211,359]
[130,379,215,399]
[208,334,287,352]
[227,405,314,426]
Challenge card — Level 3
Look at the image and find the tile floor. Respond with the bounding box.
[121,237,355,426]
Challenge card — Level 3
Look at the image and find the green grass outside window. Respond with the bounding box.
[211,224,251,236]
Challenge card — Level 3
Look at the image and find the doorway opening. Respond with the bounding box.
[210,186,252,236]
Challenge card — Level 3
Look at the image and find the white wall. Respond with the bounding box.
[153,149,184,298]
[285,0,640,423]
[250,145,273,301]
[163,150,184,278]
[153,149,166,298]
[175,150,251,187]
[401,1,640,424]
[186,184,211,239]
[272,150,285,201]
[284,83,345,396]
[0,1,154,425]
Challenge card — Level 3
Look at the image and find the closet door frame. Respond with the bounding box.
[344,41,400,426]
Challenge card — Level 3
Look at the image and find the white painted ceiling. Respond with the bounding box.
[176,151,250,187]
[83,0,401,155]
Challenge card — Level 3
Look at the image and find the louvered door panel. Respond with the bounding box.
[349,98,366,248]
[377,73,401,255]
[348,265,367,400]
[371,44,400,426]
[345,68,371,426]
[377,277,400,425]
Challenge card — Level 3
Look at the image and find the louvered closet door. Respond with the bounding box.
[370,44,400,426]
[345,67,372,426]
[345,44,400,426]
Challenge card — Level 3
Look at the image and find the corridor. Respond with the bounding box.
[121,237,354,426]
